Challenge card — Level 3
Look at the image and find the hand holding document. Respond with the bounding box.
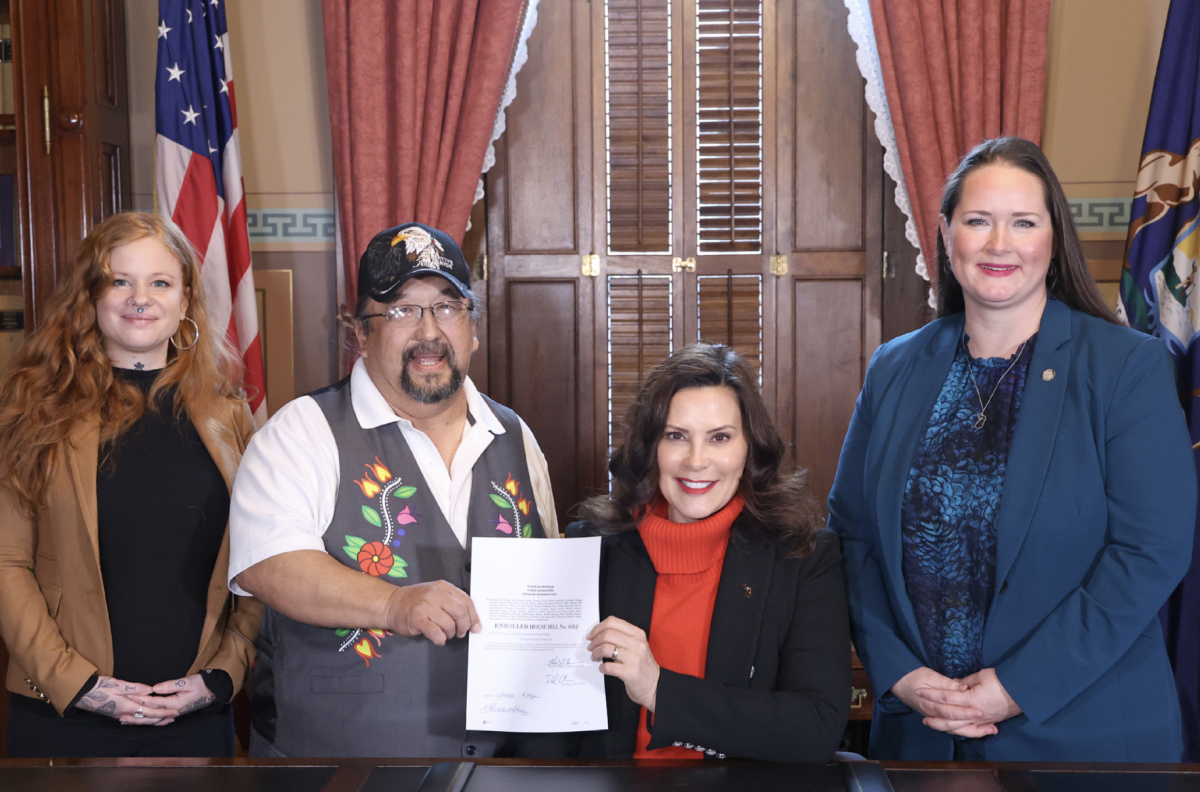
[466,536,608,732]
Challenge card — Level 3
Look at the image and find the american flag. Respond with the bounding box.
[155,0,265,422]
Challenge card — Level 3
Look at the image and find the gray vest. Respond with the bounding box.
[253,377,546,757]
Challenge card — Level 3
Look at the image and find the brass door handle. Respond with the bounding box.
[42,86,51,154]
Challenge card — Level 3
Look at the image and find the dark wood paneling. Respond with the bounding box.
[49,0,93,251]
[93,0,119,108]
[881,171,933,342]
[786,250,866,277]
[461,197,490,394]
[791,0,863,251]
[486,0,594,520]
[791,278,863,508]
[506,280,579,530]
[503,0,577,254]
[87,0,130,223]
[99,140,119,218]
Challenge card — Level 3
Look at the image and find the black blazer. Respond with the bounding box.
[556,517,851,763]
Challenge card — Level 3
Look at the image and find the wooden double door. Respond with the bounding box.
[483,0,891,526]
[10,0,133,328]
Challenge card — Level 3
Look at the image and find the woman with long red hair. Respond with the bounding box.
[0,212,262,757]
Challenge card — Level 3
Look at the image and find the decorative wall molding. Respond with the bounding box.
[175,202,1138,242]
[1068,198,1133,234]
[247,208,336,243]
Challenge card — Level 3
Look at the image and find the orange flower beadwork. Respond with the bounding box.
[357,541,394,576]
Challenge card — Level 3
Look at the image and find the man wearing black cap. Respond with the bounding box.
[227,223,559,757]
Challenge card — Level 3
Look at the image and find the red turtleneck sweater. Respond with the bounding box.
[632,495,744,758]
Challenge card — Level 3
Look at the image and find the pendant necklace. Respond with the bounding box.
[965,335,1028,430]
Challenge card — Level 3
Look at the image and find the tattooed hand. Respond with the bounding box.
[149,674,217,720]
[75,676,179,726]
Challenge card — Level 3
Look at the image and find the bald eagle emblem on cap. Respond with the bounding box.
[390,227,452,271]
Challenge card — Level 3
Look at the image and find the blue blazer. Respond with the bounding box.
[828,299,1196,761]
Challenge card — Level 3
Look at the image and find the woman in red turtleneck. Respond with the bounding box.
[559,343,850,763]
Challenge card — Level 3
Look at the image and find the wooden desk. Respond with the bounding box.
[1,758,1199,792]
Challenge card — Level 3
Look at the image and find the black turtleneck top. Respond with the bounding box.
[94,368,231,702]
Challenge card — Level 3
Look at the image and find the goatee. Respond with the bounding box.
[401,341,463,404]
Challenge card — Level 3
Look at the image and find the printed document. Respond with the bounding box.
[466,536,608,732]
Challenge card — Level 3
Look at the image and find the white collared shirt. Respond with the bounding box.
[227,359,559,595]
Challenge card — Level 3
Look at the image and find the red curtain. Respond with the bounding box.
[323,0,529,311]
[870,0,1051,286]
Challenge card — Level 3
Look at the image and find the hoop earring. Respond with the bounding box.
[1047,259,1062,293]
[171,316,200,351]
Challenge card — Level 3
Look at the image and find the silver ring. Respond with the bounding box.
[133,706,145,719]
[612,646,621,661]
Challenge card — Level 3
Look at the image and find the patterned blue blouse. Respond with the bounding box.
[900,332,1037,679]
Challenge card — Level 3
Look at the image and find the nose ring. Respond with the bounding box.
[127,297,147,314]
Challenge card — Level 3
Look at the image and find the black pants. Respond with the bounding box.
[6,696,235,758]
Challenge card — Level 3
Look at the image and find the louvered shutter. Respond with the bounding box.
[607,0,673,253]
[607,274,674,448]
[697,273,762,380]
[696,0,763,254]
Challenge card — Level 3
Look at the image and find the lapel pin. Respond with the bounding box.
[1042,369,1055,381]
[742,584,752,598]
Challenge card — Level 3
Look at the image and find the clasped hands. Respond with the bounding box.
[75,673,217,726]
[891,666,1021,738]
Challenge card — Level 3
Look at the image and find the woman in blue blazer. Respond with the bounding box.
[829,137,1195,762]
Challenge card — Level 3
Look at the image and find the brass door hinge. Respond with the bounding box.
[671,257,696,273]
[851,688,869,709]
[581,254,599,277]
[769,254,788,276]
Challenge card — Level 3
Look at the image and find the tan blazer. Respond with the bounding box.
[0,399,263,715]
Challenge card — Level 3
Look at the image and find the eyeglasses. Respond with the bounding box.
[360,301,470,328]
